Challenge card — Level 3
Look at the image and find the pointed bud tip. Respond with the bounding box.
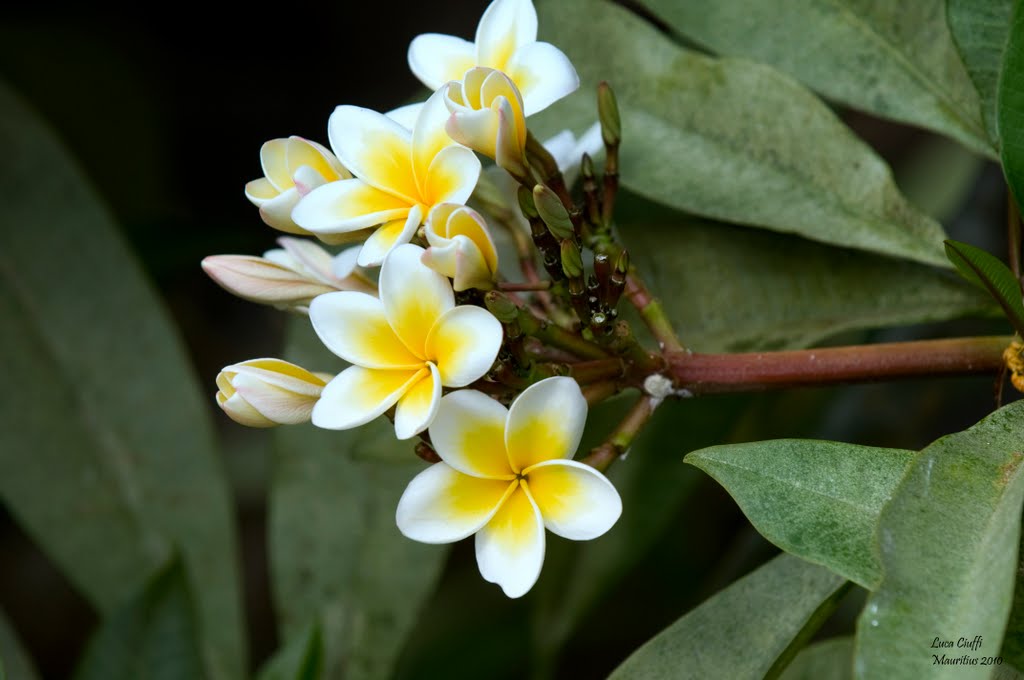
[484,290,520,323]
[597,82,621,146]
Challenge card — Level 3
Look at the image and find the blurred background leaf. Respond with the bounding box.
[256,623,321,680]
[779,637,854,680]
[0,608,40,680]
[638,0,992,156]
[0,80,244,679]
[999,1,1024,208]
[947,0,1013,145]
[536,0,952,267]
[855,399,1024,678]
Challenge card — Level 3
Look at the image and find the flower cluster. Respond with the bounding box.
[205,0,623,598]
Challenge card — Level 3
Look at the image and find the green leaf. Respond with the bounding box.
[688,440,916,588]
[636,0,991,156]
[779,637,854,680]
[1003,524,1024,668]
[855,400,1024,678]
[536,0,951,267]
[0,81,243,678]
[257,624,322,680]
[947,0,1013,145]
[1000,1,1024,209]
[944,239,1024,335]
[609,554,847,679]
[622,214,995,352]
[74,558,207,680]
[270,320,447,680]
[0,609,40,680]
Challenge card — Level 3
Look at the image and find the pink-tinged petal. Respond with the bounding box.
[506,42,580,116]
[356,203,422,268]
[412,89,461,197]
[475,0,538,71]
[397,463,516,543]
[386,102,424,130]
[291,165,328,197]
[492,96,528,178]
[292,178,411,234]
[445,107,500,161]
[481,69,527,144]
[394,361,442,439]
[277,237,335,284]
[425,305,502,386]
[421,144,482,208]
[524,459,622,540]
[311,365,424,430]
[429,389,514,479]
[505,376,587,472]
[380,244,455,357]
[245,177,278,204]
[328,105,418,203]
[309,291,422,369]
[475,484,545,598]
[201,255,334,307]
[257,188,310,235]
[408,33,477,91]
[260,138,292,192]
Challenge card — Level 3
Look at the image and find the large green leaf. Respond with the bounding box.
[855,400,1024,679]
[945,239,1024,335]
[609,554,847,679]
[688,440,916,588]
[0,609,39,680]
[0,82,243,678]
[780,637,854,680]
[74,558,207,680]
[948,0,1014,145]
[270,320,447,680]
[622,215,994,352]
[536,0,950,267]
[1004,524,1024,668]
[1000,1,1024,209]
[637,0,991,156]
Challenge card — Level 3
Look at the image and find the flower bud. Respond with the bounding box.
[245,137,351,235]
[421,204,499,292]
[597,82,621,147]
[533,185,574,240]
[444,67,528,177]
[484,291,520,323]
[216,359,328,427]
[561,241,584,279]
[517,185,539,220]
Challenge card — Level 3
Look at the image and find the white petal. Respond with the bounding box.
[245,177,278,205]
[291,164,328,197]
[201,255,334,306]
[425,305,502,387]
[356,204,422,267]
[525,459,622,540]
[506,41,580,116]
[257,188,309,235]
[413,88,461,197]
[386,102,425,130]
[311,365,423,430]
[408,33,477,91]
[475,484,545,598]
[332,246,362,279]
[260,138,292,192]
[328,105,419,203]
[445,104,500,159]
[225,358,327,395]
[422,233,494,291]
[397,463,516,543]
[292,178,411,233]
[218,391,276,428]
[380,244,455,357]
[422,144,482,208]
[562,122,604,186]
[308,291,423,368]
[230,373,318,425]
[284,136,348,184]
[394,361,442,439]
[277,237,335,284]
[505,376,587,472]
[541,129,578,170]
[429,389,514,479]
[475,0,538,70]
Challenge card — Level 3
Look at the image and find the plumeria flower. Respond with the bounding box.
[445,67,529,177]
[202,238,374,312]
[292,90,481,267]
[245,136,351,235]
[308,244,502,439]
[422,203,499,292]
[408,0,578,117]
[396,377,622,598]
[216,359,329,427]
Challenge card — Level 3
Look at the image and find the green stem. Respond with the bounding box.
[624,268,686,352]
[516,306,611,360]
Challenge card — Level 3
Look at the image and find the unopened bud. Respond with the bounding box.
[597,82,621,147]
[517,185,539,219]
[615,249,630,275]
[216,358,328,427]
[202,255,336,311]
[561,241,584,279]
[484,290,520,323]
[581,153,596,181]
[533,184,574,240]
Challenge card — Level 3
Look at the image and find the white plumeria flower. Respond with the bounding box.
[422,203,499,292]
[292,90,481,267]
[245,136,351,235]
[202,239,374,311]
[396,377,622,598]
[309,244,503,439]
[216,359,329,427]
[539,122,603,187]
[408,0,578,117]
[445,67,529,177]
